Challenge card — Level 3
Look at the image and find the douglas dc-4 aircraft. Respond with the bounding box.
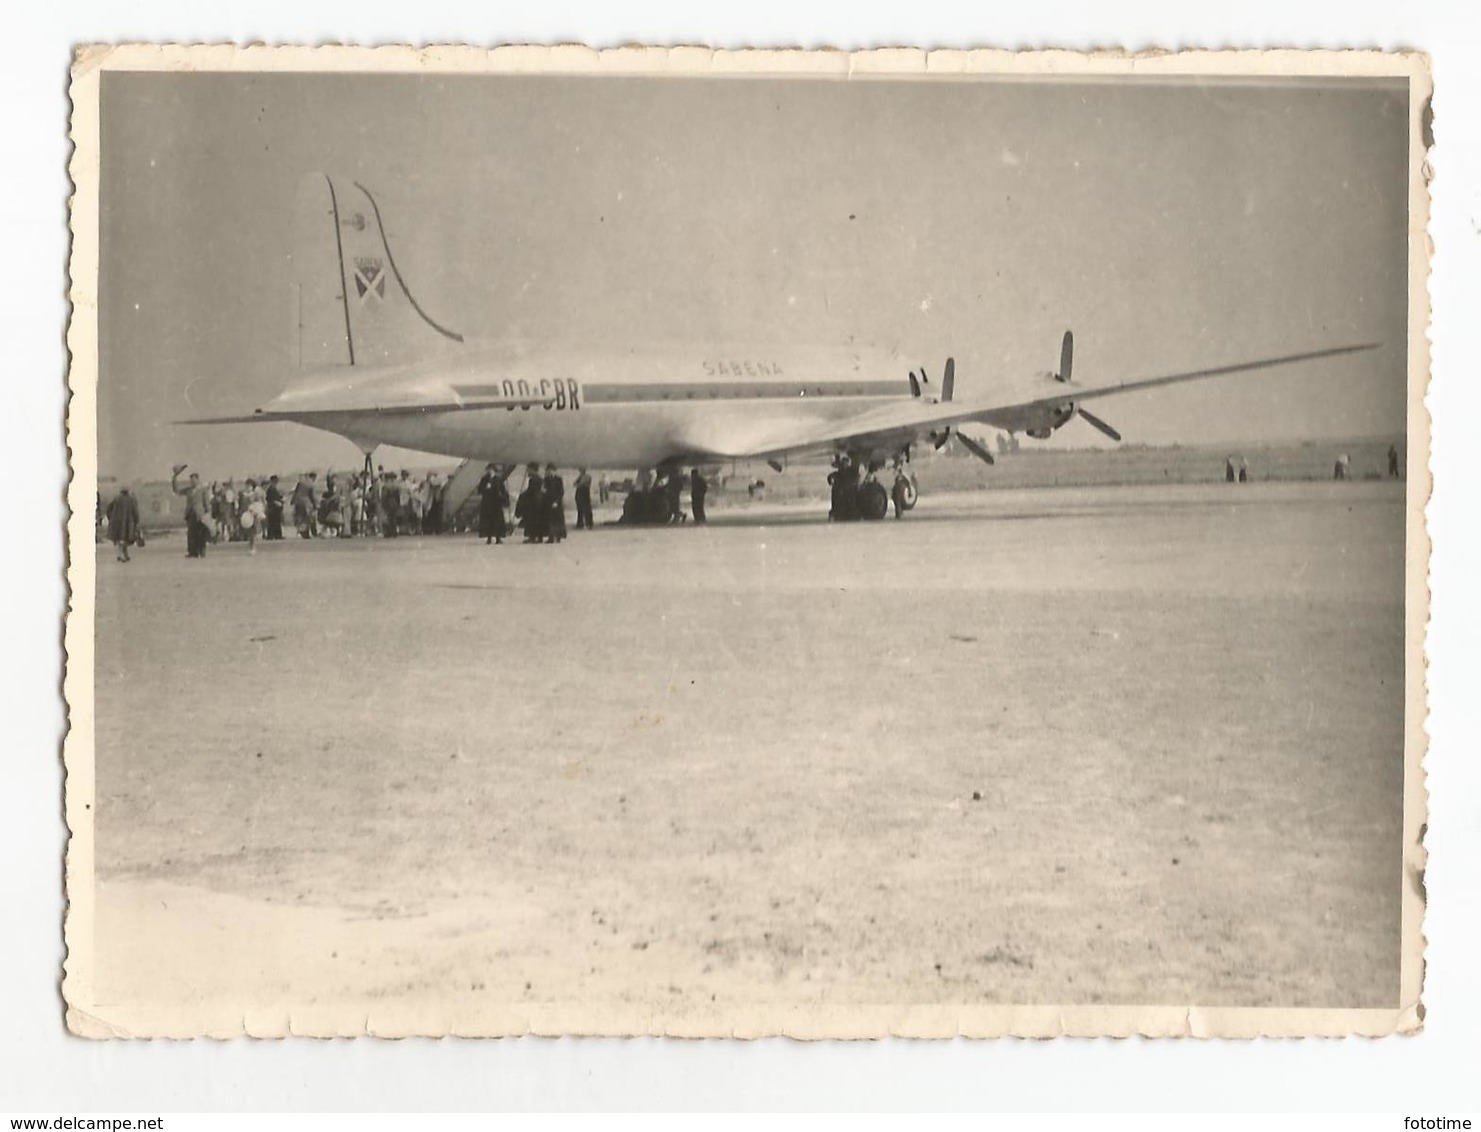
[187,174,1378,521]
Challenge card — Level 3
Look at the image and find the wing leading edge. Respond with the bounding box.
[672,342,1382,462]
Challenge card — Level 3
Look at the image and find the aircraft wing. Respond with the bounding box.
[674,342,1380,462]
[674,397,958,463]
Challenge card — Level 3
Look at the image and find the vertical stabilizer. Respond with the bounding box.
[292,174,353,369]
[293,173,465,370]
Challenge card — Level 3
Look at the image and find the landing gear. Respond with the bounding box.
[828,457,861,521]
[617,468,688,525]
[856,480,889,521]
[828,453,896,522]
[897,477,918,511]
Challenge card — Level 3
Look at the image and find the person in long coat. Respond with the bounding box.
[379,473,400,537]
[422,471,444,535]
[264,475,284,540]
[649,471,672,523]
[476,464,510,544]
[171,464,213,558]
[543,464,567,544]
[291,472,319,538]
[573,468,594,530]
[105,487,141,562]
[397,470,421,535]
[665,471,685,523]
[515,465,545,543]
[829,455,857,520]
[689,467,708,524]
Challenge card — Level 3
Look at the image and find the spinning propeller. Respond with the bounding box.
[937,359,998,463]
[1053,330,1123,442]
[906,329,1129,466]
[908,358,954,404]
[928,359,955,449]
[910,359,993,462]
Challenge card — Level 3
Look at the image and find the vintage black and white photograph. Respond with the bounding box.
[63,45,1428,1038]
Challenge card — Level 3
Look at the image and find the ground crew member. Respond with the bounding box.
[689,468,708,524]
[574,468,594,530]
[836,458,860,520]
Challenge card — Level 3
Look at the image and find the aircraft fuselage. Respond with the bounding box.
[261,342,1058,468]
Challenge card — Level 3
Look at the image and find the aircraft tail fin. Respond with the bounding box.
[292,173,465,370]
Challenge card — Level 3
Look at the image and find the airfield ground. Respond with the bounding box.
[85,480,1408,1034]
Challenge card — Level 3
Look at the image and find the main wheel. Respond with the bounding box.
[857,480,889,521]
[900,477,918,511]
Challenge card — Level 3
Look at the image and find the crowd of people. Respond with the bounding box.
[617,467,708,525]
[162,464,471,557]
[476,462,575,545]
[103,462,708,562]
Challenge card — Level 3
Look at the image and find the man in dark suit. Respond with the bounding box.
[543,464,568,544]
[170,464,213,558]
[689,468,708,524]
[573,468,594,530]
[264,475,284,539]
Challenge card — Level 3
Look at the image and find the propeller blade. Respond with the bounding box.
[933,430,951,450]
[919,365,930,387]
[955,430,996,465]
[1059,330,1074,383]
[942,357,955,403]
[908,371,921,398]
[1077,407,1122,442]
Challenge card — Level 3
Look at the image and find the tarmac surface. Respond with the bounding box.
[86,480,1409,1033]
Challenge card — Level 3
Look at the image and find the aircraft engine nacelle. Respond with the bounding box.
[1023,401,1076,440]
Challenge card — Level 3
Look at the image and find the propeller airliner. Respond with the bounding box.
[186,174,1379,521]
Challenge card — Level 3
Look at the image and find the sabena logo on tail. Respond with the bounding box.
[293,173,464,371]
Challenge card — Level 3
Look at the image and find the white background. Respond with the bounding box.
[2,0,1477,1114]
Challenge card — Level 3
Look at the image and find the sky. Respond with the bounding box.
[96,72,1411,482]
